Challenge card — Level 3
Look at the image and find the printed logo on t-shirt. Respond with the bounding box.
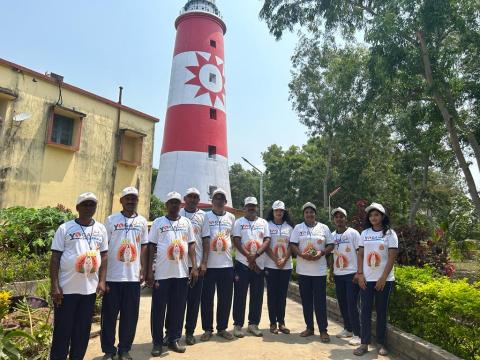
[75,252,98,276]
[367,251,381,269]
[68,230,103,250]
[302,242,317,256]
[117,241,137,264]
[167,240,186,261]
[212,231,229,252]
[335,254,349,269]
[274,237,288,259]
[246,239,262,254]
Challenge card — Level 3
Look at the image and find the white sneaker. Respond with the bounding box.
[336,329,353,338]
[349,335,361,346]
[247,324,263,337]
[233,325,244,338]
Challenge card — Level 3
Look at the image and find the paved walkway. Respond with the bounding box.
[86,288,398,360]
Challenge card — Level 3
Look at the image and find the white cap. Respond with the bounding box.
[76,192,98,205]
[244,196,258,206]
[185,187,200,196]
[302,202,317,212]
[212,188,227,198]
[365,202,386,215]
[272,200,285,210]
[331,207,347,217]
[166,191,182,203]
[121,186,138,198]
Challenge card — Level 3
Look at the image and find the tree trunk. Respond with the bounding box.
[466,131,480,175]
[323,136,333,209]
[408,157,429,226]
[416,30,480,215]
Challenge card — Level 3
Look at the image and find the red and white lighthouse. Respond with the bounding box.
[154,0,232,207]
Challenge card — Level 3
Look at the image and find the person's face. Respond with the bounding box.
[273,209,284,222]
[369,210,384,227]
[166,199,181,215]
[303,208,316,223]
[184,193,200,209]
[120,194,138,213]
[212,194,227,209]
[245,203,257,217]
[76,200,97,218]
[333,212,347,228]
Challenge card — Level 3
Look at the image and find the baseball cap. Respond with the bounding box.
[302,202,317,212]
[331,207,347,217]
[272,200,285,210]
[185,187,200,196]
[365,202,386,215]
[244,196,258,206]
[166,191,182,203]
[76,192,98,205]
[121,186,138,198]
[212,188,227,198]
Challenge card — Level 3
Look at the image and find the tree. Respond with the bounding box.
[151,168,158,194]
[229,163,260,209]
[260,0,480,215]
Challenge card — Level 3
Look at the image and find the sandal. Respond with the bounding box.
[300,328,314,337]
[270,324,278,334]
[320,332,331,343]
[353,345,369,356]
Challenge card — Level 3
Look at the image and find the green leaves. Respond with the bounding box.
[0,326,34,360]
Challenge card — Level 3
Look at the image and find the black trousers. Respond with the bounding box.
[232,261,264,327]
[150,278,188,345]
[100,282,140,355]
[298,275,328,332]
[50,293,96,360]
[265,267,292,325]
[184,268,204,335]
[360,281,393,345]
[334,273,360,336]
[201,267,234,332]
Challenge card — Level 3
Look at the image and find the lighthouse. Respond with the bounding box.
[154,0,232,207]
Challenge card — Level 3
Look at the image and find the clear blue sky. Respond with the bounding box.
[1,0,308,172]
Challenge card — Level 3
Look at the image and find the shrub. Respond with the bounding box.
[390,266,480,360]
[149,196,166,221]
[0,205,74,256]
[0,253,50,287]
[0,291,11,321]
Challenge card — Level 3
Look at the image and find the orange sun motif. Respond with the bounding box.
[186,52,225,107]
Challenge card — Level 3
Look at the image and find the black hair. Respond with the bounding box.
[266,208,295,227]
[364,209,391,236]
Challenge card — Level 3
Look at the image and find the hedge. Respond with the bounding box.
[390,266,480,360]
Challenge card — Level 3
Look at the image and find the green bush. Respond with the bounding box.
[149,196,166,221]
[390,266,480,360]
[0,205,74,256]
[0,253,50,287]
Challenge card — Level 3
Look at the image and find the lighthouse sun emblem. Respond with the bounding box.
[186,52,225,107]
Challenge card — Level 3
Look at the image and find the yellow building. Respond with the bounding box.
[0,58,159,221]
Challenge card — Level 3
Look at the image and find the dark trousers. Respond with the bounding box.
[100,282,140,355]
[50,293,96,360]
[185,268,204,335]
[360,281,393,345]
[233,261,264,327]
[265,267,291,325]
[150,278,188,345]
[334,273,360,336]
[298,275,328,332]
[201,267,234,332]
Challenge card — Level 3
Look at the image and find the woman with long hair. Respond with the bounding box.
[264,201,295,334]
[354,203,398,357]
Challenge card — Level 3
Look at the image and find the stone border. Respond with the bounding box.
[287,282,461,360]
[3,279,49,296]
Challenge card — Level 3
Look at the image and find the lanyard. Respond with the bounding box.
[167,217,180,238]
[122,214,137,238]
[275,222,283,239]
[305,222,317,243]
[79,223,95,250]
[184,209,199,226]
[246,217,257,237]
[213,211,224,235]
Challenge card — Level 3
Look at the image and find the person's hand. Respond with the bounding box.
[189,267,199,286]
[247,253,257,265]
[51,284,63,307]
[276,258,287,269]
[105,283,111,294]
[252,263,262,274]
[355,273,367,290]
[146,273,154,288]
[302,253,313,261]
[139,269,145,284]
[97,281,106,296]
[199,262,207,277]
[375,275,387,291]
[311,250,323,261]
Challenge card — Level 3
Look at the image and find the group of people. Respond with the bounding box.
[49,186,398,360]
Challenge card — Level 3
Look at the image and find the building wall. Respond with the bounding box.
[0,63,156,221]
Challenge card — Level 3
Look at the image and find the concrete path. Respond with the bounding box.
[86,288,398,360]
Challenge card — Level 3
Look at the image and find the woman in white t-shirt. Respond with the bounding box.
[353,203,398,357]
[290,202,334,343]
[264,200,294,335]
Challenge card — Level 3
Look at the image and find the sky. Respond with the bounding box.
[1,0,308,172]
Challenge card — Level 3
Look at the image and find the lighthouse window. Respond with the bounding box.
[208,145,217,159]
[210,40,217,48]
[209,73,217,84]
[210,108,217,120]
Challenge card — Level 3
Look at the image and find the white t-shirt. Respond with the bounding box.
[180,208,210,268]
[290,222,333,276]
[51,220,108,295]
[332,227,360,276]
[105,212,149,282]
[148,216,195,280]
[264,221,293,270]
[359,228,399,282]
[205,210,236,268]
[233,217,271,270]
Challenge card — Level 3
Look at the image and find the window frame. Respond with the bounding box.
[118,129,145,167]
[208,145,217,159]
[46,105,85,152]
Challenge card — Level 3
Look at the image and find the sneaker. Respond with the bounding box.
[200,330,213,341]
[378,346,389,356]
[118,352,132,360]
[217,330,234,340]
[233,325,244,338]
[300,328,314,337]
[151,345,162,357]
[185,334,196,345]
[247,324,263,337]
[270,324,278,334]
[349,336,361,346]
[336,329,353,338]
[168,341,186,353]
[102,354,116,360]
[278,324,290,334]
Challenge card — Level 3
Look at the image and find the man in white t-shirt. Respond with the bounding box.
[232,196,271,338]
[146,192,198,356]
[50,192,108,360]
[179,188,210,345]
[200,188,236,341]
[100,187,149,360]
